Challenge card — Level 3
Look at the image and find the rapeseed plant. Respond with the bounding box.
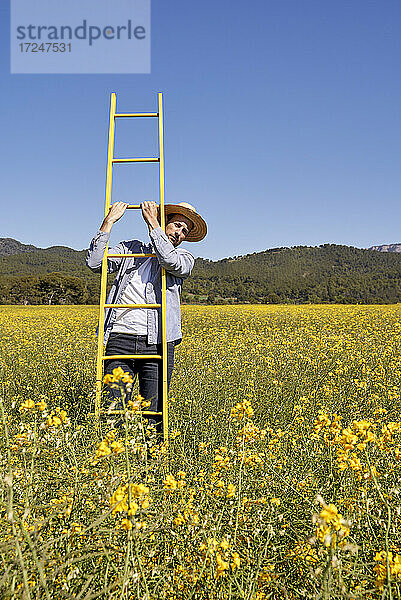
[1,304,401,598]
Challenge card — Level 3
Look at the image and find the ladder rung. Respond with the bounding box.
[112,158,159,163]
[107,253,156,257]
[102,410,162,416]
[102,354,162,360]
[125,205,158,209]
[104,303,161,308]
[115,113,158,118]
[88,410,162,416]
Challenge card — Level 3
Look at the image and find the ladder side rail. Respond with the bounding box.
[95,92,117,420]
[158,92,169,443]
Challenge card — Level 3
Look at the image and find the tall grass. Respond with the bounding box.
[0,304,400,599]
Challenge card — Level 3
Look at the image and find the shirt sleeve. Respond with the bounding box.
[86,230,126,274]
[149,226,195,279]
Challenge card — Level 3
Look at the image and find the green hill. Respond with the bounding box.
[183,244,401,303]
[1,238,401,305]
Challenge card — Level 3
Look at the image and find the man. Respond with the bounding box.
[86,200,207,436]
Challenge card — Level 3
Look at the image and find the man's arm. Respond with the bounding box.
[141,201,195,279]
[149,227,195,278]
[86,202,128,273]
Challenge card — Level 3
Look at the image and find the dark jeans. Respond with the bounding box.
[104,333,175,436]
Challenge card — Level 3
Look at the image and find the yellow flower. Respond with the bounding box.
[315,499,350,547]
[95,440,112,458]
[393,554,401,576]
[231,552,241,570]
[110,440,124,454]
[230,399,254,421]
[109,483,150,517]
[373,551,401,588]
[110,486,128,513]
[47,408,68,427]
[352,419,373,434]
[163,474,177,494]
[131,483,149,497]
[174,513,185,527]
[103,368,133,385]
[127,502,139,516]
[215,552,229,578]
[320,503,339,523]
[226,484,236,498]
[340,428,358,450]
[128,394,144,412]
[19,399,35,412]
[121,518,132,530]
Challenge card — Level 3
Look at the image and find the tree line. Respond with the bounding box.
[1,243,401,305]
[0,274,100,305]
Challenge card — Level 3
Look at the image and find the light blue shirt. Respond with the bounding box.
[86,227,195,345]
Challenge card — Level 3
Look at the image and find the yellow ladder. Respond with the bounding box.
[95,91,169,442]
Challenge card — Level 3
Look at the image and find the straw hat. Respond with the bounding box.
[160,202,207,242]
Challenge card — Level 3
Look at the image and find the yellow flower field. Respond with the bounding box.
[1,304,401,599]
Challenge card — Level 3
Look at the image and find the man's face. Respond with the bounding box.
[165,214,193,247]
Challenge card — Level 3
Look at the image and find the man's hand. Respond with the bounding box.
[141,201,160,232]
[100,202,128,233]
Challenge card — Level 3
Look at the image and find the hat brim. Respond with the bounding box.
[159,204,207,242]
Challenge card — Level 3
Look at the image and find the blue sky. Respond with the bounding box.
[1,0,401,260]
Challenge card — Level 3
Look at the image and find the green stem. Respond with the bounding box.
[364,449,393,600]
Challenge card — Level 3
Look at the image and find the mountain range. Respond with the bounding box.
[2,237,401,304]
[368,243,401,253]
[1,237,400,258]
